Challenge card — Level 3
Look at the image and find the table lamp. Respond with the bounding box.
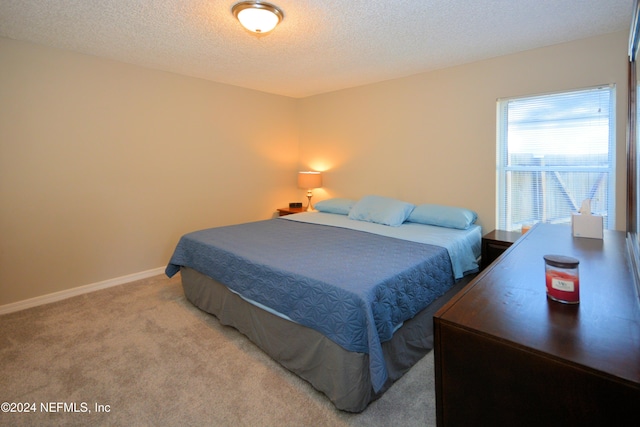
[297,171,322,211]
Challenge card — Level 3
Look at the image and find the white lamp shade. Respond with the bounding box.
[234,2,283,33]
[298,171,322,189]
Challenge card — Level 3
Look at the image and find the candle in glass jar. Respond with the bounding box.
[543,255,580,304]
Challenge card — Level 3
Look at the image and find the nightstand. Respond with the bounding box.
[277,207,307,216]
[480,229,522,270]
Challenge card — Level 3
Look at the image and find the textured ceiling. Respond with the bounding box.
[0,0,634,98]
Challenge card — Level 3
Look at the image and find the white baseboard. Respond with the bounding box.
[0,267,166,315]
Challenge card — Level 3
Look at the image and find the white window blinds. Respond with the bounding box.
[497,85,615,231]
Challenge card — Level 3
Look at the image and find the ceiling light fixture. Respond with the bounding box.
[232,1,283,34]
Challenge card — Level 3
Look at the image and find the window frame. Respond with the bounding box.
[496,85,616,231]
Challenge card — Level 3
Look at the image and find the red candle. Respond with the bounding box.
[544,255,580,304]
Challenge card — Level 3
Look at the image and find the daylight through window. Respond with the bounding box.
[497,85,615,231]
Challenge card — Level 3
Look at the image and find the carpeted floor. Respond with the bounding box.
[0,273,437,426]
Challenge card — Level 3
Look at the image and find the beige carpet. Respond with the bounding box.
[0,273,437,426]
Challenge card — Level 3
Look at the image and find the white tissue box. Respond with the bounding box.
[571,213,603,239]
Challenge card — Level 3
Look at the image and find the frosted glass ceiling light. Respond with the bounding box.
[232,1,283,34]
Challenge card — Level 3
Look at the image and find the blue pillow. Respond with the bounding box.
[314,198,356,215]
[348,195,415,227]
[408,204,478,230]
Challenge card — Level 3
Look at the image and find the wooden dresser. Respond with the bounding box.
[434,223,640,426]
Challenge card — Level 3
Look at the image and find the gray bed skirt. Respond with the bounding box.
[180,266,470,413]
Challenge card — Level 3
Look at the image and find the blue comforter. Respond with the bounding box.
[166,218,454,392]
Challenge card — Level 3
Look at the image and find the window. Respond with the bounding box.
[497,86,615,231]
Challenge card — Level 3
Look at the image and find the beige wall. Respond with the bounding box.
[0,38,299,306]
[298,31,629,233]
[0,30,629,307]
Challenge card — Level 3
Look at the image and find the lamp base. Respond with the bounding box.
[306,192,315,212]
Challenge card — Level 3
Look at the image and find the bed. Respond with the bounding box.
[165,197,481,412]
